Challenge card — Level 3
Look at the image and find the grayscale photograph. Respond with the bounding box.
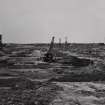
[0,0,105,105]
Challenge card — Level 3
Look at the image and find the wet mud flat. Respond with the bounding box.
[0,43,105,105]
[51,82,105,105]
[0,81,62,105]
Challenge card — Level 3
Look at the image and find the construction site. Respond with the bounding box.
[1,35,105,105]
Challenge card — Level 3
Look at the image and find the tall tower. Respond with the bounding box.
[65,36,68,50]
[0,34,2,49]
[59,38,61,48]
[48,36,55,53]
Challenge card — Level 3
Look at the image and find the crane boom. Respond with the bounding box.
[43,36,55,62]
[48,36,55,53]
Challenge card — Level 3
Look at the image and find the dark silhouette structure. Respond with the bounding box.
[59,38,61,48]
[43,36,55,62]
[64,36,69,50]
[0,34,2,49]
[43,36,93,67]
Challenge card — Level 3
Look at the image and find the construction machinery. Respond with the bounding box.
[43,36,55,62]
[43,36,93,67]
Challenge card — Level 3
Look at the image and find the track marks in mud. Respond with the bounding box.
[50,82,105,105]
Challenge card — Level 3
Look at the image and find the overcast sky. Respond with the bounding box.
[0,0,105,43]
